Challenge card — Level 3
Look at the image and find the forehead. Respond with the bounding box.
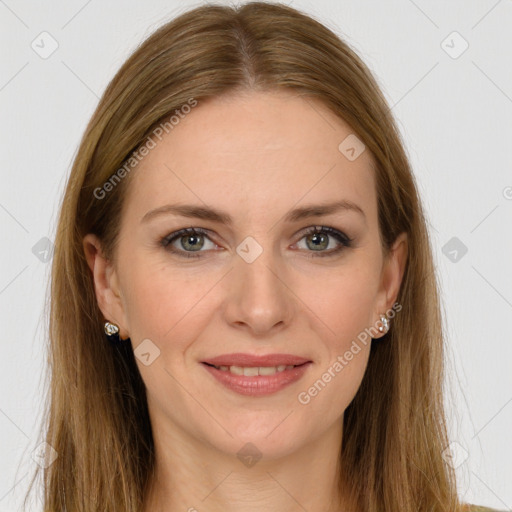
[125,90,376,223]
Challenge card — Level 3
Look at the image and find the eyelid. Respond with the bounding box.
[160,225,353,258]
[292,225,353,257]
[161,227,217,259]
[161,227,212,245]
[296,225,352,243]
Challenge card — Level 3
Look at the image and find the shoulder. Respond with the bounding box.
[461,504,510,512]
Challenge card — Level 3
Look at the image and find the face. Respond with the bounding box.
[84,90,407,460]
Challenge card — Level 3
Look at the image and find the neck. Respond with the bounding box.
[143,417,353,512]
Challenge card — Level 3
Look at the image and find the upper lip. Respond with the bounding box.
[202,353,311,367]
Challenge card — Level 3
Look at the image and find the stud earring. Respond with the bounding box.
[378,314,390,334]
[104,321,121,341]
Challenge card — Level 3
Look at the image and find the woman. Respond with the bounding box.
[23,2,505,511]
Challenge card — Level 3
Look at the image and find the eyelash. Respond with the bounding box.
[160,226,353,259]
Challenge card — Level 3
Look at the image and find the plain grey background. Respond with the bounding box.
[1,0,511,510]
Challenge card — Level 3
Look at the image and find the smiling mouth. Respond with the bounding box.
[201,360,312,396]
[202,361,307,376]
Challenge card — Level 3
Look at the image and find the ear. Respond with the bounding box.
[373,231,408,336]
[82,233,130,339]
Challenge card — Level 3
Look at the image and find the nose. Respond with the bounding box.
[222,243,295,337]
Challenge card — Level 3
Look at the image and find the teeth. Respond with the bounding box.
[230,365,244,375]
[213,364,297,375]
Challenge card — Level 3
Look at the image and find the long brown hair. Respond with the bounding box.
[24,2,462,510]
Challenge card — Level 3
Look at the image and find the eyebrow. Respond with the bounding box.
[141,199,366,225]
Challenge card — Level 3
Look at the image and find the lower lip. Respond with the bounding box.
[202,362,312,396]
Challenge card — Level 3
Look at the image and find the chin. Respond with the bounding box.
[207,412,311,461]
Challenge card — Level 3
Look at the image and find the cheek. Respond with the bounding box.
[298,260,377,406]
[119,251,215,344]
[310,260,379,348]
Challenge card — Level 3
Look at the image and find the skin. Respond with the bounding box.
[84,90,407,512]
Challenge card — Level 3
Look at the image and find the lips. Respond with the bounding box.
[202,353,311,367]
[201,353,312,396]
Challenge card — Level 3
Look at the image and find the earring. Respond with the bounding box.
[104,321,121,340]
[378,314,390,334]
